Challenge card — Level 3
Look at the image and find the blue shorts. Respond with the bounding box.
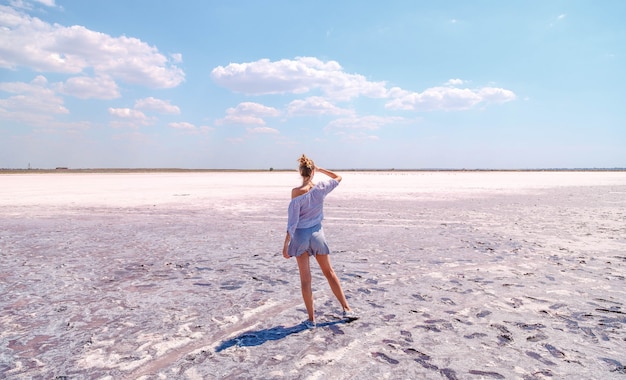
[288,223,330,257]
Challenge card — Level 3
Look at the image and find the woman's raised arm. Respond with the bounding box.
[316,167,342,182]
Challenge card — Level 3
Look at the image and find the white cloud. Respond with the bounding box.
[246,127,279,134]
[211,57,388,100]
[168,122,213,134]
[385,85,515,111]
[33,0,56,6]
[477,87,517,103]
[105,97,182,129]
[108,107,154,128]
[0,5,184,88]
[135,97,181,114]
[215,102,280,126]
[56,75,119,99]
[168,121,196,130]
[108,107,144,119]
[287,96,353,116]
[7,0,52,10]
[170,53,183,63]
[445,78,465,86]
[326,115,405,131]
[212,57,515,115]
[216,115,267,126]
[0,76,65,111]
[336,131,380,142]
[230,102,281,116]
[0,75,72,127]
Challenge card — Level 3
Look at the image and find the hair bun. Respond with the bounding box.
[298,154,314,169]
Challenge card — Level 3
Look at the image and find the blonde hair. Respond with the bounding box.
[298,154,315,178]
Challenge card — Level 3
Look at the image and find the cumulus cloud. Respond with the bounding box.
[211,57,388,100]
[168,122,213,134]
[211,57,516,142]
[477,87,517,103]
[108,107,154,128]
[108,108,144,119]
[33,0,56,6]
[326,115,405,131]
[0,75,66,112]
[445,78,465,86]
[217,115,267,126]
[246,127,279,134]
[335,131,380,142]
[230,102,281,116]
[105,97,181,128]
[8,0,54,9]
[168,122,196,130]
[0,75,72,127]
[215,102,280,126]
[213,57,516,116]
[0,5,184,88]
[170,53,183,63]
[56,75,120,99]
[135,97,181,114]
[385,85,515,111]
[287,96,353,116]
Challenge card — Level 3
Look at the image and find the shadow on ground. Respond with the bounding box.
[215,319,356,352]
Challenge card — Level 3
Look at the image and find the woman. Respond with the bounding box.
[283,154,356,328]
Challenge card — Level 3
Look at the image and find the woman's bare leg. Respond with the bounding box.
[315,254,351,312]
[296,253,315,322]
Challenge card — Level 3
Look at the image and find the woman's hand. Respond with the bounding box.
[283,233,291,259]
[283,245,290,259]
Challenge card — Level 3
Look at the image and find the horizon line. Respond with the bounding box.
[2,167,625,173]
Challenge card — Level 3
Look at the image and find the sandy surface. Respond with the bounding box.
[1,171,625,379]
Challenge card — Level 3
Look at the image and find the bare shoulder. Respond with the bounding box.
[291,184,313,199]
[291,187,305,199]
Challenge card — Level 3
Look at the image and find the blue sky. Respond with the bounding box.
[1,0,624,169]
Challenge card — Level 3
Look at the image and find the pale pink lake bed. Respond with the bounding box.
[1,171,625,379]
